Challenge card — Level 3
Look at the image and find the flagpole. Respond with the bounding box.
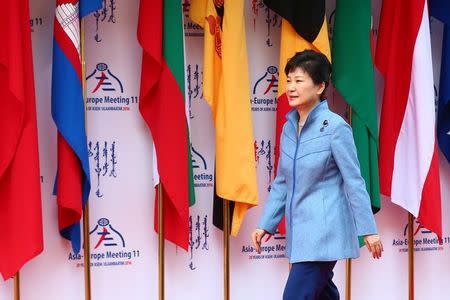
[345,259,351,300]
[408,213,414,300]
[80,19,93,300]
[82,203,92,300]
[223,200,230,300]
[345,107,353,300]
[13,273,20,300]
[158,183,165,300]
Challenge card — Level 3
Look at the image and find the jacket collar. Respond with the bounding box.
[286,100,329,128]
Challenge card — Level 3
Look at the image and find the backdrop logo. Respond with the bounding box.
[191,146,213,188]
[403,220,432,237]
[68,217,141,268]
[391,220,446,253]
[86,63,139,112]
[251,66,278,112]
[90,218,125,249]
[87,63,123,93]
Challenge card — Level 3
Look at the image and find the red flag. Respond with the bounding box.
[0,0,43,279]
[137,0,190,249]
[376,0,442,239]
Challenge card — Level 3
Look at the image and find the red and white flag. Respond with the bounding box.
[377,0,442,239]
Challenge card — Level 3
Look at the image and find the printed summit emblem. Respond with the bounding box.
[253,66,278,95]
[90,218,125,249]
[69,216,141,268]
[87,63,124,93]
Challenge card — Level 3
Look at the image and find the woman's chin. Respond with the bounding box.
[287,100,299,108]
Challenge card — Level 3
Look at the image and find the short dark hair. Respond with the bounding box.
[284,50,332,99]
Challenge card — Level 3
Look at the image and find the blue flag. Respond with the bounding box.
[51,0,101,254]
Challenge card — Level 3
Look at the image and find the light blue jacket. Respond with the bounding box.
[258,100,377,262]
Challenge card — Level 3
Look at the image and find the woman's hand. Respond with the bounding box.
[364,234,383,259]
[251,229,268,254]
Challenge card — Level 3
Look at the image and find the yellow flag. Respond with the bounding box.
[190,0,258,236]
[277,18,331,97]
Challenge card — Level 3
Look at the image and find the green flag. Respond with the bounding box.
[163,0,195,206]
[332,0,380,225]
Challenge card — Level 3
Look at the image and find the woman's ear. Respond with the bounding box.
[317,82,326,96]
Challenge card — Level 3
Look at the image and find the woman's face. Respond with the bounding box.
[286,67,325,109]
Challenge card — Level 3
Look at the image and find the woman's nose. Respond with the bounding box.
[286,82,295,91]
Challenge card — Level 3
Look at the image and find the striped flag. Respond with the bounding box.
[138,0,194,249]
[376,0,442,239]
[264,0,330,234]
[52,0,101,253]
[149,0,195,209]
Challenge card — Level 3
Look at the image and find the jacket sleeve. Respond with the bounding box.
[331,122,378,236]
[258,139,288,234]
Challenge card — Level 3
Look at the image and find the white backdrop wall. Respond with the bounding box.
[1,0,450,299]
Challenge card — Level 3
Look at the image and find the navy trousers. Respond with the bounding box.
[283,261,339,300]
